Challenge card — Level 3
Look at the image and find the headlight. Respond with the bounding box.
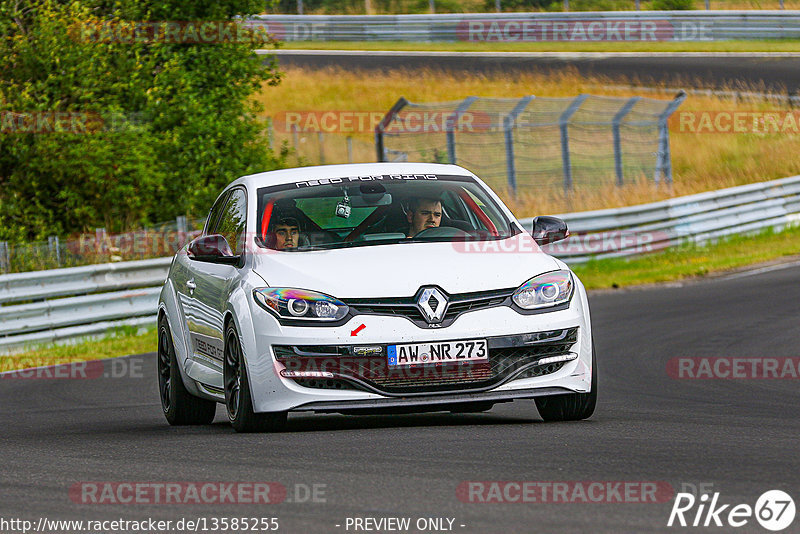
[253,288,349,321]
[512,270,574,310]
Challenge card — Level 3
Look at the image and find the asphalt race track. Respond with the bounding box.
[2,263,799,533]
[268,50,800,94]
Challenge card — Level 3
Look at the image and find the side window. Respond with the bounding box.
[205,192,230,235]
[215,189,247,256]
[441,191,468,222]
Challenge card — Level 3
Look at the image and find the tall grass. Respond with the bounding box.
[255,66,800,216]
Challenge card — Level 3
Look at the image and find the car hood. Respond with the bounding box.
[252,233,561,298]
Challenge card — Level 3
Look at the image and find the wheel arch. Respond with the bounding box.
[223,286,271,410]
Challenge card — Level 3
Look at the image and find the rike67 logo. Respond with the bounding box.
[668,490,795,531]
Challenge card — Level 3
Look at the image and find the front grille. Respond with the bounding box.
[274,327,577,394]
[346,287,514,327]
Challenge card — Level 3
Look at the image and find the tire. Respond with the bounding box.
[224,322,287,433]
[535,340,597,422]
[158,316,216,425]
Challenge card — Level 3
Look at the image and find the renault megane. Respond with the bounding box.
[157,162,596,432]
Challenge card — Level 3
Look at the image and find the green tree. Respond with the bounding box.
[0,0,286,241]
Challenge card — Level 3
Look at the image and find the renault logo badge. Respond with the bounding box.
[416,287,448,324]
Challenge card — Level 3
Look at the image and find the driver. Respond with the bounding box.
[271,217,301,250]
[406,197,442,238]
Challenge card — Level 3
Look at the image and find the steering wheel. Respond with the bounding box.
[412,226,471,239]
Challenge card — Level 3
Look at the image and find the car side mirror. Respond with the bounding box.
[530,216,570,245]
[188,234,240,265]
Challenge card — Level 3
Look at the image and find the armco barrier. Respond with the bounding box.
[0,257,172,305]
[525,174,800,262]
[0,258,172,353]
[249,12,800,42]
[2,175,800,352]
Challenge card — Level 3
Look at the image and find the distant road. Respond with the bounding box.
[263,50,800,93]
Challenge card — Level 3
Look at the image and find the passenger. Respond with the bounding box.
[271,217,301,250]
[406,197,443,238]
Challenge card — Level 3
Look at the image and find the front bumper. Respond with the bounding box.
[242,280,593,413]
[293,387,573,414]
[274,327,577,396]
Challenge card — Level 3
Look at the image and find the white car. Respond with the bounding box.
[157,163,596,432]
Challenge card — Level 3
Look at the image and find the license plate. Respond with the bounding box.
[387,339,488,367]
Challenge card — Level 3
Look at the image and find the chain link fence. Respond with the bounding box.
[375,92,685,195]
[266,120,377,167]
[0,216,205,274]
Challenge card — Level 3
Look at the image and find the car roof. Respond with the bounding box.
[226,162,476,192]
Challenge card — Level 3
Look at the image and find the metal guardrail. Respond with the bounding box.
[249,12,800,42]
[0,258,171,353]
[525,174,800,263]
[0,257,172,305]
[2,175,800,352]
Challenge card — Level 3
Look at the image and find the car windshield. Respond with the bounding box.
[256,173,517,251]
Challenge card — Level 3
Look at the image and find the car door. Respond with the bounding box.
[172,191,228,359]
[179,188,248,387]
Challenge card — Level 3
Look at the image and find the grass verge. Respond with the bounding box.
[572,224,800,289]
[0,326,156,373]
[279,40,800,53]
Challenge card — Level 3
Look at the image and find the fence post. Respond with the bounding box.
[559,94,587,193]
[297,0,303,14]
[292,124,299,152]
[375,97,409,162]
[176,215,187,251]
[318,132,325,164]
[267,118,274,151]
[374,131,384,162]
[563,0,569,11]
[447,96,477,165]
[495,0,501,11]
[0,241,8,274]
[503,96,534,195]
[347,136,354,163]
[654,91,686,185]
[612,96,640,186]
[635,0,640,9]
[48,235,61,267]
[429,0,435,13]
[95,227,108,254]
